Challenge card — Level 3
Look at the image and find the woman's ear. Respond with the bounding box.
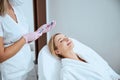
[55,50,61,55]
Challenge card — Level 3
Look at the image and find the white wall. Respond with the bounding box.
[21,0,35,59]
[21,0,34,32]
[47,0,120,74]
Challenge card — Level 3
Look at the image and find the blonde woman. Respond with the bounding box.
[48,33,120,80]
[0,0,55,80]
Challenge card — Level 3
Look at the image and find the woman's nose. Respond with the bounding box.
[64,37,69,41]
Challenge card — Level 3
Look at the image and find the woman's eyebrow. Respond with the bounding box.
[58,38,61,42]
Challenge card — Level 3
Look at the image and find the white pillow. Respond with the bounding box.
[38,38,104,80]
[38,45,61,80]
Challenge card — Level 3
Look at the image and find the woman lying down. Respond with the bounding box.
[48,33,120,80]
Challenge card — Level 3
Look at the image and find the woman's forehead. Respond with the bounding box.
[54,34,65,42]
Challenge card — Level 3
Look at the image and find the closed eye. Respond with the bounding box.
[59,38,64,43]
[60,40,63,43]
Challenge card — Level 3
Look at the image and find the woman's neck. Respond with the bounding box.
[63,51,87,63]
[63,51,79,60]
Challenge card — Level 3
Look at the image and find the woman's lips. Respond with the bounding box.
[67,41,72,46]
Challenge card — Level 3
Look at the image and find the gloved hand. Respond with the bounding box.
[23,20,56,43]
[36,20,56,34]
[23,31,42,43]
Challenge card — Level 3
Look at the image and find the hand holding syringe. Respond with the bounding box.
[37,20,56,34]
[23,20,56,43]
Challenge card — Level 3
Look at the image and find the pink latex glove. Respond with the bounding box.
[23,20,56,43]
[23,31,42,43]
[36,20,56,34]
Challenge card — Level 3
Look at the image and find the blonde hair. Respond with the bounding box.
[0,0,7,16]
[48,33,64,59]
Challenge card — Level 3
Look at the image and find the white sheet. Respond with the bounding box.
[60,58,120,80]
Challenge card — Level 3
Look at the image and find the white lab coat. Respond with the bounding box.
[0,5,34,80]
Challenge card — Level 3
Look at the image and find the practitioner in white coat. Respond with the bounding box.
[48,33,120,80]
[0,0,56,80]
